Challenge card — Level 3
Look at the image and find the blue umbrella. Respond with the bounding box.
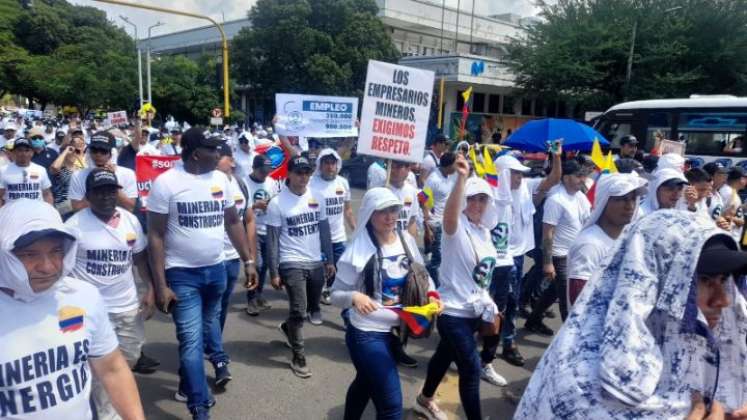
[504,118,610,152]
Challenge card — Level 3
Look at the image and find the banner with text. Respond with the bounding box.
[135,155,180,209]
[357,60,435,163]
[107,111,128,126]
[275,94,359,138]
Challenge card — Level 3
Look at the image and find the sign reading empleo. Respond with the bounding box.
[275,94,358,138]
[357,60,434,163]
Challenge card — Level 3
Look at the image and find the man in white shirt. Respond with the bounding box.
[388,160,420,237]
[68,131,138,213]
[681,168,730,230]
[0,199,145,420]
[1,121,17,148]
[0,137,53,206]
[65,169,155,420]
[233,133,255,180]
[723,167,747,243]
[147,128,257,420]
[526,160,591,332]
[638,168,689,216]
[418,133,449,187]
[423,151,457,285]
[367,159,387,189]
[267,155,335,379]
[311,149,355,307]
[567,173,647,308]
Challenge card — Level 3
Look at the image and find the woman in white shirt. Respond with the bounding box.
[331,188,441,419]
[414,154,500,420]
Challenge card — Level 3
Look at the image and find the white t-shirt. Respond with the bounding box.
[68,166,138,201]
[424,169,456,228]
[367,161,387,189]
[708,192,725,221]
[542,188,591,257]
[148,165,235,269]
[439,213,499,318]
[266,187,327,264]
[421,150,439,180]
[0,162,51,202]
[245,175,280,236]
[719,184,734,208]
[310,175,350,244]
[567,224,616,282]
[0,278,118,419]
[233,149,254,181]
[491,202,515,267]
[389,183,420,232]
[65,208,147,313]
[349,240,408,333]
[508,178,542,256]
[223,176,248,261]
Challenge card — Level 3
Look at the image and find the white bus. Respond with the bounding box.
[593,96,747,167]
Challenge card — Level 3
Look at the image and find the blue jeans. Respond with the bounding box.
[325,241,347,287]
[167,263,228,411]
[422,315,482,420]
[426,225,443,287]
[490,260,521,347]
[219,259,240,332]
[344,326,402,420]
[246,234,268,302]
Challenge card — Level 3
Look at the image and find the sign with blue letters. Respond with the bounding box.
[275,94,359,138]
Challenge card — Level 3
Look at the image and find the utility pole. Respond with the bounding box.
[120,16,143,108]
[146,21,164,105]
[454,0,461,53]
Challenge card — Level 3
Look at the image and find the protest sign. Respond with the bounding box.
[659,139,685,156]
[135,155,180,209]
[107,111,128,126]
[357,60,435,164]
[275,94,358,138]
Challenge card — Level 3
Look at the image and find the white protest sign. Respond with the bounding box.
[107,111,128,126]
[660,139,686,156]
[275,94,359,138]
[357,60,435,163]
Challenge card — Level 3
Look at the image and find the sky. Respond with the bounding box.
[70,0,543,39]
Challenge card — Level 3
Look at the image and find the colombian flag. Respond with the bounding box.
[482,146,499,188]
[211,186,224,199]
[308,198,319,209]
[126,232,136,247]
[385,303,440,336]
[58,306,85,333]
[418,187,434,210]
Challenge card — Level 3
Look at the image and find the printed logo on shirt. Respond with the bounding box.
[737,207,744,219]
[126,233,136,247]
[491,223,509,252]
[58,306,85,333]
[712,204,723,220]
[308,198,319,209]
[403,196,413,207]
[6,182,42,200]
[286,210,321,237]
[210,186,224,199]
[234,193,245,206]
[472,256,497,289]
[176,200,225,228]
[335,186,344,196]
[85,249,133,276]
[253,189,269,203]
[29,170,40,181]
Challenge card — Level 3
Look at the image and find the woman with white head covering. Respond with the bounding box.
[414,154,500,420]
[566,173,647,307]
[638,168,689,217]
[515,210,747,419]
[0,199,145,419]
[330,188,440,419]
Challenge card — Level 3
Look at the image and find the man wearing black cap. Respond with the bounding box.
[244,154,280,316]
[69,131,138,212]
[419,133,450,187]
[147,127,257,419]
[617,135,640,160]
[0,137,53,206]
[234,132,254,180]
[49,129,66,153]
[29,126,59,177]
[525,159,591,332]
[65,169,155,420]
[266,154,335,378]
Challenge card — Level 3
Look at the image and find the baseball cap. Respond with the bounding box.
[495,155,530,173]
[181,127,223,152]
[13,137,31,149]
[55,130,66,138]
[561,159,582,176]
[85,168,121,191]
[216,141,233,158]
[703,162,729,176]
[88,131,114,151]
[433,133,449,145]
[28,127,45,139]
[253,154,272,169]
[619,135,639,146]
[696,235,747,275]
[288,155,313,173]
[728,167,746,181]
[3,122,18,132]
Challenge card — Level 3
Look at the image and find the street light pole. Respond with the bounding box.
[120,16,143,108]
[146,21,164,105]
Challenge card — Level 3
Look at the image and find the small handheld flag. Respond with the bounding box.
[385,303,440,336]
[418,187,434,209]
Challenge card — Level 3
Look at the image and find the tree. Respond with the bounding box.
[508,0,747,113]
[150,55,223,124]
[232,0,399,102]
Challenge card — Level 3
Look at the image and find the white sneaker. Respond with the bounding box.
[413,394,448,420]
[480,364,508,387]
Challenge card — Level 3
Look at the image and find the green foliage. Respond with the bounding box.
[151,55,223,125]
[232,0,399,101]
[509,0,747,111]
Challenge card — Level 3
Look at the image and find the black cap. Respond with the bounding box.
[433,133,449,144]
[55,130,65,137]
[703,162,729,176]
[620,135,639,146]
[253,154,271,169]
[182,127,222,152]
[216,141,232,158]
[288,155,313,173]
[728,167,747,181]
[89,131,114,151]
[85,168,121,191]
[561,159,582,176]
[13,138,31,149]
[615,158,643,174]
[696,235,747,275]
[238,134,251,144]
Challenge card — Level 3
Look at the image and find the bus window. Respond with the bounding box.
[646,112,673,144]
[677,112,747,156]
[601,121,632,147]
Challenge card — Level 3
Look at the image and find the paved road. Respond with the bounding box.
[136,188,560,419]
